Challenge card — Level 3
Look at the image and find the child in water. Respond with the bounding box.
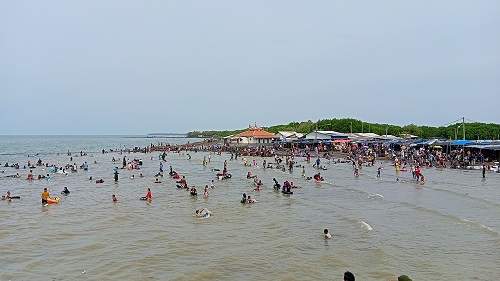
[112,194,118,202]
[323,229,331,239]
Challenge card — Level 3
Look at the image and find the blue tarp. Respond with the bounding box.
[383,139,401,145]
[451,140,472,146]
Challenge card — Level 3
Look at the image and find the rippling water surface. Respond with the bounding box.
[1,136,499,280]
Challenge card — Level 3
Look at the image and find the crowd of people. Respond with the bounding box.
[3,141,474,280]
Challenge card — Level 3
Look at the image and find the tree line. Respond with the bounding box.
[186,118,500,141]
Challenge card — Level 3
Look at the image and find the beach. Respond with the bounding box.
[1,135,499,280]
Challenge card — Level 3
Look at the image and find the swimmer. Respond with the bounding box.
[190,187,197,196]
[241,193,247,203]
[61,187,70,195]
[323,229,331,239]
[204,185,209,197]
[195,208,211,218]
[2,191,12,201]
[154,178,161,183]
[272,178,281,190]
[112,194,118,202]
[246,195,257,203]
[210,179,215,188]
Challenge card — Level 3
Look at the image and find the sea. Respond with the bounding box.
[0,135,499,281]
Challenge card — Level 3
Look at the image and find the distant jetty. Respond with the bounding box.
[146,133,188,138]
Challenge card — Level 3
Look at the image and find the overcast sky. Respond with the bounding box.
[1,1,498,135]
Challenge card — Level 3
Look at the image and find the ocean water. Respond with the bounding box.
[0,135,499,281]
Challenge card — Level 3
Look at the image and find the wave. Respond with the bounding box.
[342,187,385,200]
[367,192,384,199]
[400,202,500,239]
[358,221,373,231]
[429,187,500,209]
[460,218,500,237]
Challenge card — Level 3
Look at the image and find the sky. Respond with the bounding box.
[1,1,499,135]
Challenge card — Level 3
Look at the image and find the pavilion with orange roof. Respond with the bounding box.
[232,125,278,146]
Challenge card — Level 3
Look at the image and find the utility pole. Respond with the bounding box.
[385,124,388,137]
[455,124,461,141]
[462,117,465,140]
[362,121,364,134]
[315,124,318,142]
[350,122,352,134]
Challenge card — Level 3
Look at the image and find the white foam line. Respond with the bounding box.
[368,192,384,199]
[359,221,373,231]
[461,218,500,237]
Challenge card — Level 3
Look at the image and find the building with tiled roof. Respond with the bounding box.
[232,125,278,146]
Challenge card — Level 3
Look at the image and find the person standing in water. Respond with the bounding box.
[204,185,209,198]
[144,188,152,201]
[41,188,49,205]
[114,167,119,182]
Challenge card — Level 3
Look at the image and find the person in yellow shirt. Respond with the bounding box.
[41,188,50,204]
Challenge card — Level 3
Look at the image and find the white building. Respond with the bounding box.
[275,131,304,142]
